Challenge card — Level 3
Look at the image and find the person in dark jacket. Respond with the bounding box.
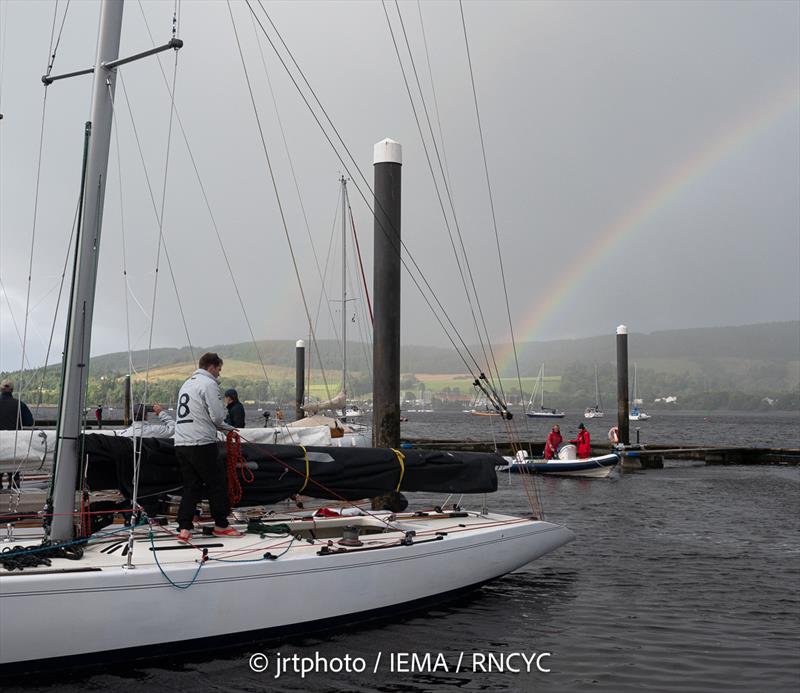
[0,379,34,488]
[223,388,246,428]
[0,379,33,430]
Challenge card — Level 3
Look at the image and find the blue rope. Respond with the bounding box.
[149,530,204,589]
[208,535,296,563]
[0,519,148,560]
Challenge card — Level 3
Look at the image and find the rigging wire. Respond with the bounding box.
[226,0,333,406]
[111,68,134,381]
[383,2,516,425]
[395,0,505,398]
[307,192,344,404]
[15,2,59,429]
[248,10,340,351]
[344,187,374,390]
[136,0,276,397]
[245,4,509,418]
[44,0,71,81]
[9,0,73,486]
[416,0,452,192]
[113,3,184,562]
[245,2,505,405]
[0,0,6,379]
[384,0,503,402]
[0,281,34,371]
[458,0,526,411]
[115,73,195,363]
[6,199,81,501]
[347,191,373,325]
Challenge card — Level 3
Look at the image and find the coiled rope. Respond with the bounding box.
[226,430,254,505]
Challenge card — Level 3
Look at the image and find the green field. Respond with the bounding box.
[132,361,560,399]
[413,374,560,396]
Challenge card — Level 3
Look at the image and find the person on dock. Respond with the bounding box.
[0,379,33,489]
[118,403,175,439]
[570,422,592,459]
[174,352,242,542]
[223,388,246,428]
[544,424,563,460]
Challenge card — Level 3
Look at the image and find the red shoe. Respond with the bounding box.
[212,527,244,537]
[177,530,192,543]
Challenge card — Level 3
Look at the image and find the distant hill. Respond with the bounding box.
[59,320,800,375]
[3,322,798,409]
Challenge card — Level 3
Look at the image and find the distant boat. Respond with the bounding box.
[629,363,651,421]
[526,364,565,418]
[468,394,501,417]
[470,408,501,417]
[584,364,604,419]
[344,405,364,419]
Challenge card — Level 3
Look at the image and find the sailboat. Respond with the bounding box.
[0,1,573,672]
[584,364,605,419]
[293,177,370,444]
[468,395,501,416]
[629,363,651,421]
[525,364,565,418]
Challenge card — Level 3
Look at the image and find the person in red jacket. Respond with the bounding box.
[544,424,563,460]
[570,423,592,459]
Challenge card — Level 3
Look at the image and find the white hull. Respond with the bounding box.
[499,452,619,478]
[526,410,565,419]
[537,462,616,478]
[0,511,573,670]
[584,410,604,419]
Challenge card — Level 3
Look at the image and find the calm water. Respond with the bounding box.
[8,412,800,692]
[396,408,800,449]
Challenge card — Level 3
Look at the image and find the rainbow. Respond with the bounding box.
[498,80,799,373]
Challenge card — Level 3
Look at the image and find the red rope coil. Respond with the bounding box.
[226,430,254,506]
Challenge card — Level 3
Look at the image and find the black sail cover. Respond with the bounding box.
[81,434,498,506]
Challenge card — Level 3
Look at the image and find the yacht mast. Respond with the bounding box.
[48,0,182,541]
[540,363,545,409]
[341,175,347,415]
[595,364,601,410]
[50,1,124,542]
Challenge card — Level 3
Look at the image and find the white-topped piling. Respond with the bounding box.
[616,325,630,445]
[372,139,402,448]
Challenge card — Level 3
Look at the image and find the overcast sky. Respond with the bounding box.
[0,0,798,373]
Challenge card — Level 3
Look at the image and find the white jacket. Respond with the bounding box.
[117,410,175,439]
[174,369,231,446]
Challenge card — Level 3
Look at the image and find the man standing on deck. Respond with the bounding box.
[174,353,242,542]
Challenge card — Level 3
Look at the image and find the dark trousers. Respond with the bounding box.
[176,443,230,531]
